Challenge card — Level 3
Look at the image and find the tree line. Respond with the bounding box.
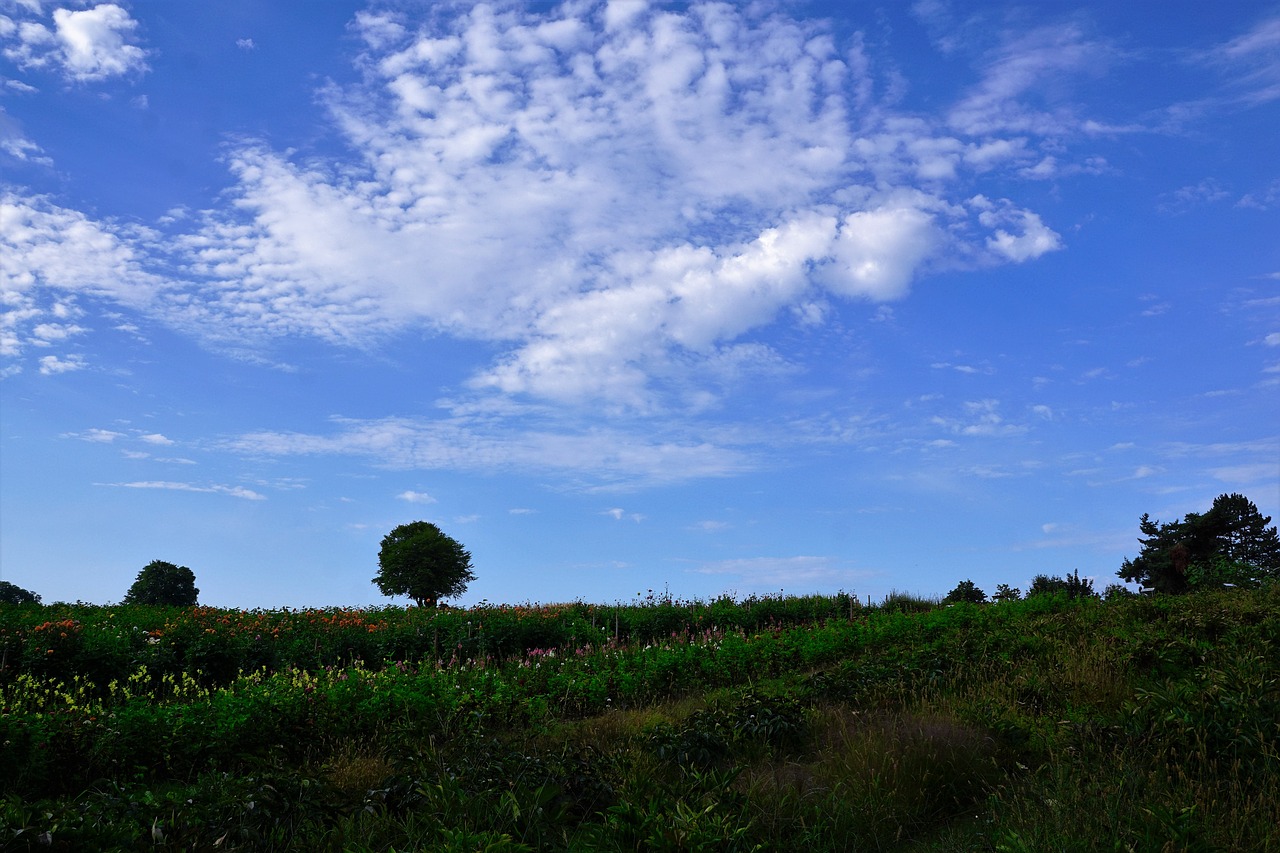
[3,494,1277,608]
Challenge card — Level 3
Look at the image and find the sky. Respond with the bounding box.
[1,0,1278,609]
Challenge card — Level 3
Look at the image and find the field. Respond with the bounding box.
[2,587,1278,851]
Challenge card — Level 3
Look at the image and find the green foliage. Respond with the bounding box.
[943,579,987,604]
[374,521,475,607]
[1,588,1278,850]
[993,583,1021,602]
[1027,569,1095,599]
[1120,493,1280,593]
[0,581,41,606]
[122,560,198,606]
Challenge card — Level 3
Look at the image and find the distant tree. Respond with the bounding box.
[1118,494,1280,593]
[0,581,41,605]
[1027,570,1095,600]
[1026,574,1067,597]
[993,583,1021,602]
[123,561,199,606]
[374,521,475,607]
[944,579,987,604]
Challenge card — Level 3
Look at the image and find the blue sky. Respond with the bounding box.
[2,0,1277,609]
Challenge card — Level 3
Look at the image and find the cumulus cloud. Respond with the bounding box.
[397,490,437,504]
[1,3,148,82]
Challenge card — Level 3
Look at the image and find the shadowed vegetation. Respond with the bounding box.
[1,587,1277,850]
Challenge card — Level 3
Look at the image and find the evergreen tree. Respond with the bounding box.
[1118,493,1280,593]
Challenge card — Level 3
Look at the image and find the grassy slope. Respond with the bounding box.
[1,587,1277,851]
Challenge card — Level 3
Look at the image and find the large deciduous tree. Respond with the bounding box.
[123,560,199,606]
[1118,493,1280,593]
[374,521,475,607]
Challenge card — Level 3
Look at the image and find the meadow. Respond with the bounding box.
[1,587,1277,851]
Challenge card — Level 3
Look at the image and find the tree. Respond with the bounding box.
[944,579,986,604]
[993,583,1021,602]
[1118,493,1280,593]
[0,581,41,605]
[123,560,199,606]
[1027,570,1095,600]
[374,521,475,607]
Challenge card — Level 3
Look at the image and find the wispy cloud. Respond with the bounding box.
[223,413,753,488]
[97,481,266,500]
[691,555,863,589]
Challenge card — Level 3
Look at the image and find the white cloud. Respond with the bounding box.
[65,428,124,443]
[1212,15,1280,106]
[4,3,1079,418]
[139,433,173,445]
[1,193,162,364]
[947,23,1115,136]
[99,481,266,500]
[236,37,255,51]
[603,507,644,522]
[931,399,1027,437]
[2,3,148,82]
[224,413,753,488]
[397,489,437,504]
[37,353,85,374]
[136,3,1071,411]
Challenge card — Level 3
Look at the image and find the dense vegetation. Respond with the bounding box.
[2,587,1277,851]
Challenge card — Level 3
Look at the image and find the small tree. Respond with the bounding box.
[993,583,1021,602]
[123,560,199,606]
[0,581,41,605]
[374,521,475,607]
[1118,493,1280,593]
[944,579,987,604]
[1027,570,1095,600]
[1027,574,1067,597]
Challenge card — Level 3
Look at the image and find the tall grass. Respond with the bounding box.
[1,586,1277,850]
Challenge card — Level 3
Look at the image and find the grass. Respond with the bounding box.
[1,586,1277,850]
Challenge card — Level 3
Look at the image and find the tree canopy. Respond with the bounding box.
[123,561,199,606]
[0,581,41,606]
[373,521,475,607]
[1027,570,1095,600]
[1118,493,1280,593]
[944,579,987,604]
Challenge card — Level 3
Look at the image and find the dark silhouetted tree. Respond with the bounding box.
[1118,493,1280,593]
[993,583,1021,602]
[123,561,199,606]
[1027,571,1095,599]
[374,521,475,607]
[944,579,987,604]
[0,581,41,605]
